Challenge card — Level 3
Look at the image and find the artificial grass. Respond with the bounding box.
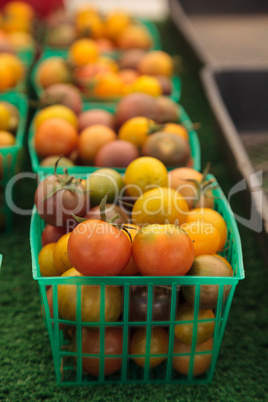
[1,18,268,401]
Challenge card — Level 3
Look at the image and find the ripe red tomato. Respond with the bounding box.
[130,327,169,368]
[67,219,132,276]
[132,224,194,276]
[78,326,123,377]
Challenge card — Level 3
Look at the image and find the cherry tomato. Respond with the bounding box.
[168,167,214,210]
[78,326,123,377]
[58,268,122,323]
[173,337,213,377]
[41,224,67,246]
[182,255,232,309]
[130,327,169,368]
[35,174,87,227]
[67,219,131,276]
[120,224,140,276]
[174,303,215,345]
[129,286,171,322]
[43,286,74,332]
[181,221,221,256]
[84,203,129,225]
[132,224,194,276]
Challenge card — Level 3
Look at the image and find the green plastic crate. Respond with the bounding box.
[30,49,181,103]
[28,102,200,175]
[30,174,244,386]
[0,92,29,231]
[43,18,161,55]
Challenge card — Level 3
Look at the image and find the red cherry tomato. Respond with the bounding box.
[67,220,132,276]
[132,224,194,276]
[77,326,123,377]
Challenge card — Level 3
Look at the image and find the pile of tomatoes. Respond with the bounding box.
[35,156,233,378]
[33,7,176,101]
[35,48,175,100]
[45,8,155,51]
[32,94,193,171]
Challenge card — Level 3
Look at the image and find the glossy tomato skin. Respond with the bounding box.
[67,220,132,276]
[41,224,67,246]
[132,224,194,276]
[129,286,171,322]
[35,175,87,227]
[58,268,122,323]
[79,327,123,377]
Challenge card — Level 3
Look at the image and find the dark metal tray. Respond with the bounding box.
[201,65,268,238]
[168,0,268,65]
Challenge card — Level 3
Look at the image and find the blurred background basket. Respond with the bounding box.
[0,92,29,231]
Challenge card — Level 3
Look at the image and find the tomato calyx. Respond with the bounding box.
[43,156,87,202]
[180,163,218,208]
[147,120,165,135]
[72,193,141,241]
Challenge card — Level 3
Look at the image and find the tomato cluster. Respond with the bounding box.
[35,158,233,379]
[45,8,155,52]
[32,94,192,171]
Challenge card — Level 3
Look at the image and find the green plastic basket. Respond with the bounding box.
[30,49,181,103]
[18,48,36,69]
[43,17,161,55]
[30,174,244,386]
[0,92,29,231]
[28,102,200,176]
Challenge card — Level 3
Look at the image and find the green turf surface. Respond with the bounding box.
[1,18,268,401]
